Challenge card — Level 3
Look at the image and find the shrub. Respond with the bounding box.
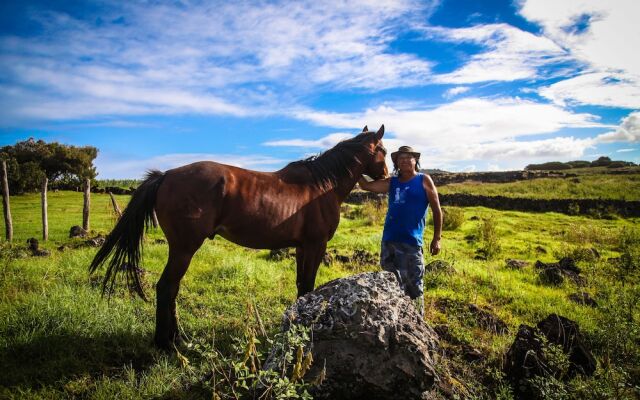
[351,199,387,226]
[478,215,501,259]
[442,207,465,231]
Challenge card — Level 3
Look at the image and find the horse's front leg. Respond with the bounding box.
[295,241,327,297]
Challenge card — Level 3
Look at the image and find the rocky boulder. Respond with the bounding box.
[504,314,596,398]
[269,271,441,400]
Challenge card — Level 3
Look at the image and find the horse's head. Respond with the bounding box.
[362,125,388,180]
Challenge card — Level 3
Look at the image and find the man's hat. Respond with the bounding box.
[391,146,421,164]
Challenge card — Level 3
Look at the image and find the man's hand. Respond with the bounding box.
[430,238,441,256]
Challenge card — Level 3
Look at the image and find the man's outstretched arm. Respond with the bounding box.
[358,176,390,194]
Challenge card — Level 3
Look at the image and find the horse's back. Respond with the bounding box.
[154,160,319,248]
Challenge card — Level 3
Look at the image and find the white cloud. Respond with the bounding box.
[443,86,470,98]
[292,97,602,149]
[287,97,603,168]
[425,23,567,83]
[519,0,640,75]
[520,0,640,108]
[451,136,595,160]
[596,111,640,142]
[263,132,353,148]
[539,73,640,108]
[95,152,286,179]
[0,0,439,121]
[617,148,636,152]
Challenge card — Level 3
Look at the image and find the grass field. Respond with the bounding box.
[1,187,639,398]
[437,170,640,201]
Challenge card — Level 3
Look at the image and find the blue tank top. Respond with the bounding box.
[382,173,429,246]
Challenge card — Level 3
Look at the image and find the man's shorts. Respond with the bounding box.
[380,240,424,300]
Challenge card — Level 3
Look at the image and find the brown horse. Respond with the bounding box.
[89,125,387,349]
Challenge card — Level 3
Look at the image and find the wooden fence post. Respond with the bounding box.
[108,192,122,218]
[41,176,48,241]
[1,161,12,242]
[83,178,90,231]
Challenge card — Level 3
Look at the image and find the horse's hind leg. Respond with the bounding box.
[154,243,201,350]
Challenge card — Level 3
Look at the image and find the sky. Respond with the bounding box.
[0,0,639,178]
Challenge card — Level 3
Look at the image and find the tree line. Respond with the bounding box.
[525,156,637,171]
[0,138,98,194]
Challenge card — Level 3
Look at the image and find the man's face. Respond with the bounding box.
[397,153,416,172]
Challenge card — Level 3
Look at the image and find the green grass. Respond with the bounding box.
[1,190,639,398]
[438,171,640,201]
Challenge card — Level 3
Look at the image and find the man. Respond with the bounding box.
[358,145,442,316]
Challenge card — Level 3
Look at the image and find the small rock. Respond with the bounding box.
[539,267,564,286]
[26,238,50,257]
[467,304,509,334]
[69,225,88,238]
[568,292,598,308]
[85,236,106,247]
[505,259,529,269]
[462,344,484,362]
[268,248,294,261]
[534,245,547,254]
[425,260,455,274]
[433,324,462,345]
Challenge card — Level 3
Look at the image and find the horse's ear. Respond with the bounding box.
[362,125,368,133]
[375,124,384,139]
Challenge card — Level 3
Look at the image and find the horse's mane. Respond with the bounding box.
[279,132,373,190]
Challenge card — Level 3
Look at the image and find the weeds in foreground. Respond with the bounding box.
[182,304,314,399]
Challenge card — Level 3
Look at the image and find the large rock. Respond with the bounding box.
[270,271,441,400]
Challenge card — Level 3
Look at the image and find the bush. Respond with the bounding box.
[351,199,387,226]
[442,207,465,231]
[478,215,501,259]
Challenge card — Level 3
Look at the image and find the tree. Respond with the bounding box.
[0,138,98,193]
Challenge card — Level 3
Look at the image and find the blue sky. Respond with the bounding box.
[1,0,638,178]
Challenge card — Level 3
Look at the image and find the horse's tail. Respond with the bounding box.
[89,170,166,300]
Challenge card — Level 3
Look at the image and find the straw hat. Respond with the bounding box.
[391,145,421,164]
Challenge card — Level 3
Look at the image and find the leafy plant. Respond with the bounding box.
[185,307,314,400]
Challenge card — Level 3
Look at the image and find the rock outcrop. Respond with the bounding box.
[268,271,441,400]
[504,314,596,399]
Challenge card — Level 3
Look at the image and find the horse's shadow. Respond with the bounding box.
[1,330,156,389]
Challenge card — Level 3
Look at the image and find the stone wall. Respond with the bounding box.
[346,191,640,217]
